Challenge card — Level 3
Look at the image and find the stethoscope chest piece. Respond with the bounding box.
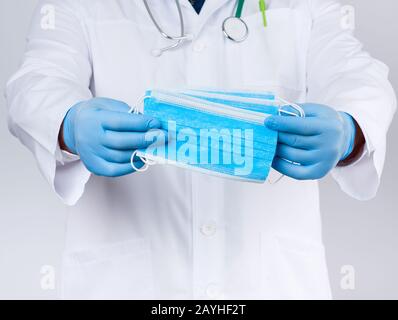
[222,16,249,43]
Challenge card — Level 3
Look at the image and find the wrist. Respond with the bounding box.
[62,105,79,155]
[339,112,356,161]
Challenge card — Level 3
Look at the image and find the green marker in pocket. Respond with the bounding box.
[259,0,267,27]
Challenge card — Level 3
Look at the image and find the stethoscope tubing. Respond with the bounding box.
[143,0,248,56]
[143,0,185,41]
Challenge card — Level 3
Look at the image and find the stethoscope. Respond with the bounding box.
[143,0,249,57]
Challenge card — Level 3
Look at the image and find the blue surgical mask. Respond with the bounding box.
[130,89,304,183]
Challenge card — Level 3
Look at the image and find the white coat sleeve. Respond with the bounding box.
[6,0,92,205]
[306,0,397,200]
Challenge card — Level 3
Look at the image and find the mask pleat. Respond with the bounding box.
[137,89,279,182]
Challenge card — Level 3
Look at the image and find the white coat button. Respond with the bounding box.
[201,222,217,237]
[193,41,206,52]
[206,284,222,299]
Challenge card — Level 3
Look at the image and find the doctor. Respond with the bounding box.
[6,0,396,299]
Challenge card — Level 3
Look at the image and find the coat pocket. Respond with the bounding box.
[261,233,332,300]
[61,239,154,300]
[240,8,311,99]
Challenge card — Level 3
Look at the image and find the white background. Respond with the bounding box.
[0,0,397,299]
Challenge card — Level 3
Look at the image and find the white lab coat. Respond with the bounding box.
[6,0,396,299]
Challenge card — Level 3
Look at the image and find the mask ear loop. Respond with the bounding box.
[131,150,152,172]
[268,98,306,185]
[128,95,149,114]
[277,98,305,118]
[129,95,157,172]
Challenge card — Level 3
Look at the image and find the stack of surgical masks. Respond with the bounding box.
[130,89,304,183]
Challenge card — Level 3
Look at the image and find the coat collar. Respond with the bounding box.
[179,0,235,20]
[179,0,232,11]
[180,0,235,33]
[138,0,236,39]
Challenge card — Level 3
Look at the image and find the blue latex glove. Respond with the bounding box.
[265,103,356,180]
[62,97,164,177]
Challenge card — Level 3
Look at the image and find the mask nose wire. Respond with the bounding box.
[129,95,156,172]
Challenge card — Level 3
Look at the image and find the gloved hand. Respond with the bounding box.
[62,97,164,177]
[265,103,356,180]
